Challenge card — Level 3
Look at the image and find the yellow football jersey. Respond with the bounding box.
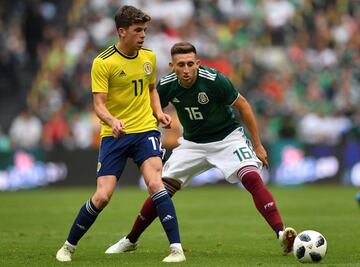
[91,45,158,137]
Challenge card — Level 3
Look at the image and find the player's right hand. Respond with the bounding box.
[254,144,269,169]
[158,113,172,129]
[112,119,126,138]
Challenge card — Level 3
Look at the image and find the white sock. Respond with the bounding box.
[65,240,76,249]
[170,243,183,251]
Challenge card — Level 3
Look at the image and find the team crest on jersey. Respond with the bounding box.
[198,92,209,104]
[143,62,153,75]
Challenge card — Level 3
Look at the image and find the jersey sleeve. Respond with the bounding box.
[215,72,239,105]
[91,57,109,93]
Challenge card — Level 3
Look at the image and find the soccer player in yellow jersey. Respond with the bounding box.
[56,6,185,263]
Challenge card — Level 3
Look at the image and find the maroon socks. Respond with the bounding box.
[239,166,284,235]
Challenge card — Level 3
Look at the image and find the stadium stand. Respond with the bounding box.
[0,0,359,187]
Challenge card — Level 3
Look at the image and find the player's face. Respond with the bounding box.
[118,22,148,54]
[170,53,200,88]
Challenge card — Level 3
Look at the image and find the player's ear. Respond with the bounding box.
[196,59,201,66]
[117,27,126,37]
[169,62,174,69]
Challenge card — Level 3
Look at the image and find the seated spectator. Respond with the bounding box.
[9,108,42,151]
[42,109,71,150]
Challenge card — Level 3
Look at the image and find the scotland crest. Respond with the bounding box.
[198,92,209,104]
[143,62,153,75]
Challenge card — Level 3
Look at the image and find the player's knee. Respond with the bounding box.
[93,193,112,208]
[146,179,164,194]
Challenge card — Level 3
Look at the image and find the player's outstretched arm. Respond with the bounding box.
[232,95,269,168]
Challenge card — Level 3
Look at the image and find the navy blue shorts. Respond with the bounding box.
[96,130,162,179]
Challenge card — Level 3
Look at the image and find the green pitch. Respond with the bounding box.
[0,185,359,266]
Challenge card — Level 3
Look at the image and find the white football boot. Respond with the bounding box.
[278,227,297,255]
[105,236,138,254]
[162,246,186,263]
[56,242,76,262]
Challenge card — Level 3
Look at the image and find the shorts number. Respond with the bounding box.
[184,107,203,120]
[148,136,158,150]
[233,147,253,161]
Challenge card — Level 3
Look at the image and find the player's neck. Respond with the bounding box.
[178,80,196,89]
[115,42,138,57]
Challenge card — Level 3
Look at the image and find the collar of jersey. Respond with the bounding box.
[113,45,139,59]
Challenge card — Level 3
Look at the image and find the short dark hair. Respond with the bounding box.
[170,42,197,57]
[114,5,151,29]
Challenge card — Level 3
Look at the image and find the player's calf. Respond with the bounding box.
[107,178,181,254]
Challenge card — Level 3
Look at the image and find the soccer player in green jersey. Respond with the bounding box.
[56,6,185,263]
[105,42,296,256]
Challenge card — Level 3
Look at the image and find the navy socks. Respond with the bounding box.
[151,189,180,244]
[67,199,102,246]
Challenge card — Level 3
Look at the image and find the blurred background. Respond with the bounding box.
[0,0,359,190]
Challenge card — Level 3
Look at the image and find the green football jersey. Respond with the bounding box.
[157,66,240,143]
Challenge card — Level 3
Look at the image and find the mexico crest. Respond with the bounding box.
[198,92,209,104]
[143,62,153,75]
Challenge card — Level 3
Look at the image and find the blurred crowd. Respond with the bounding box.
[0,0,359,154]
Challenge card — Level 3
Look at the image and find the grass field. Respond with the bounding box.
[0,185,359,266]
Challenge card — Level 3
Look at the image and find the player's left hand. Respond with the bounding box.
[157,113,172,129]
[254,145,269,169]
